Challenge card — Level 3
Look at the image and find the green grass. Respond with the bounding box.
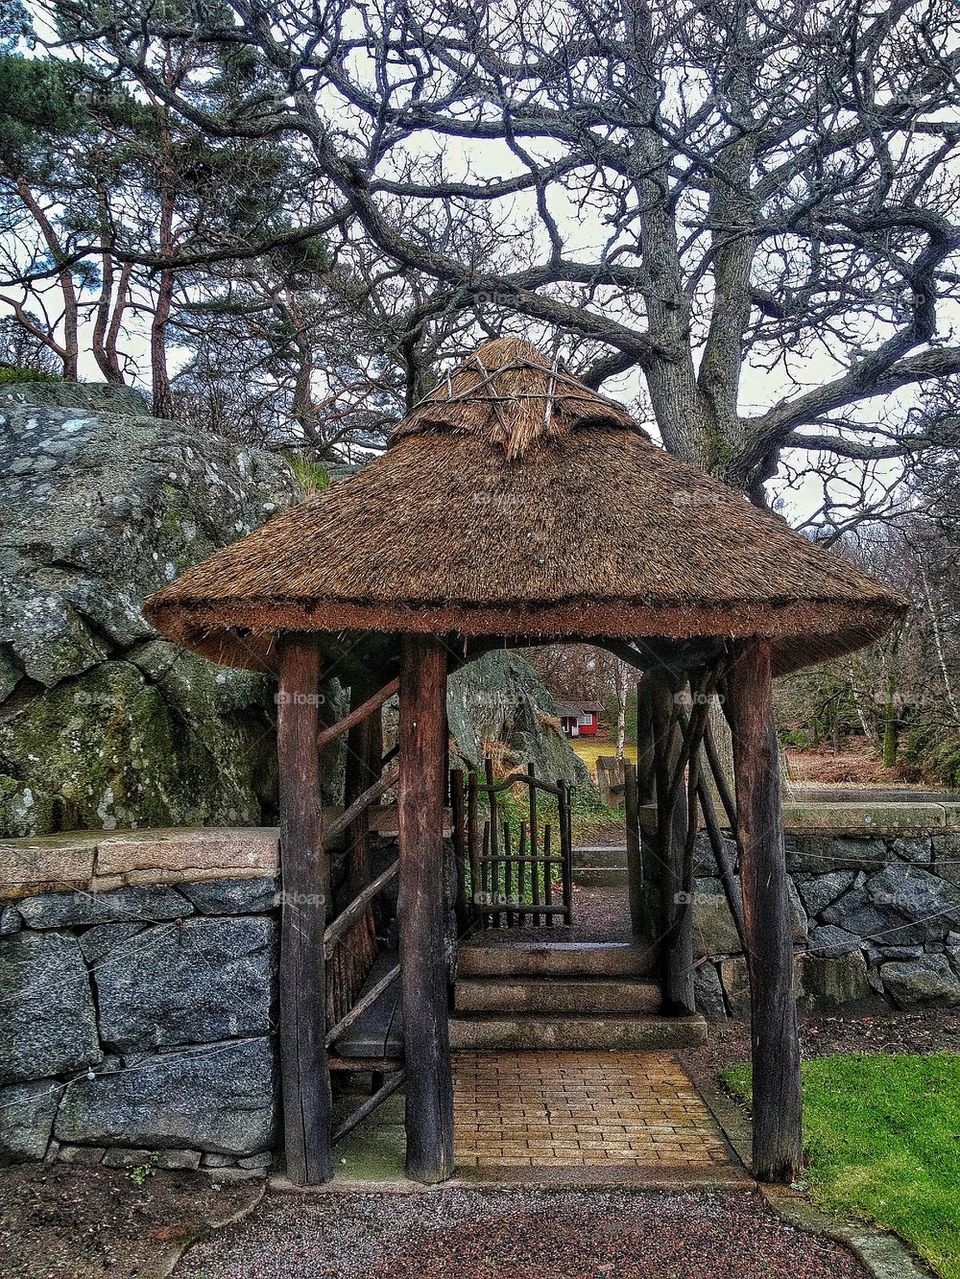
[287,455,330,493]
[725,1053,960,1278]
[569,738,638,777]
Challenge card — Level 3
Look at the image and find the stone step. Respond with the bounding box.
[454,977,661,1015]
[573,866,628,887]
[457,939,658,979]
[572,845,628,868]
[449,1013,707,1052]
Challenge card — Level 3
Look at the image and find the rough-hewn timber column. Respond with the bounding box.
[727,639,803,1183]
[277,636,333,1185]
[398,634,454,1184]
[649,674,695,1015]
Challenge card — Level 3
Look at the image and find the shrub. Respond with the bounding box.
[0,366,62,386]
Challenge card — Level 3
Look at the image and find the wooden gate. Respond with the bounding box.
[451,760,574,929]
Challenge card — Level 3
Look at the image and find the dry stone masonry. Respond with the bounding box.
[693,801,960,1018]
[3,804,960,1166]
[0,828,281,1170]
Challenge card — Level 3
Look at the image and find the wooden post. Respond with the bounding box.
[650,675,695,1014]
[344,674,381,898]
[727,639,803,1183]
[624,761,644,935]
[277,636,333,1185]
[398,635,454,1184]
[451,768,468,933]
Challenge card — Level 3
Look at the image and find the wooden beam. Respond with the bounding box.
[316,677,400,754]
[323,765,399,847]
[624,762,644,935]
[276,636,333,1185]
[324,858,400,958]
[332,1071,406,1145]
[398,635,455,1184]
[727,639,803,1184]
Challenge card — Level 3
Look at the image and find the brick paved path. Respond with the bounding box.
[453,1051,736,1173]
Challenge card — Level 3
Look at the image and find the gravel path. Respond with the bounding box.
[177,1188,869,1279]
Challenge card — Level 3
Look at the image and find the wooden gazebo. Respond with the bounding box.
[144,337,906,1187]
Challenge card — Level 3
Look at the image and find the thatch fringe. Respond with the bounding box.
[143,336,908,678]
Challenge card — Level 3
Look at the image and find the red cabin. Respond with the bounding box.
[556,700,602,737]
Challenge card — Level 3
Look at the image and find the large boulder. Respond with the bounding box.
[446,649,588,784]
[0,384,303,837]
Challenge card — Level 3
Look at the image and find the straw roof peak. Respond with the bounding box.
[393,334,639,459]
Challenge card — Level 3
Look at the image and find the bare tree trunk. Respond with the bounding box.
[614,661,629,761]
[15,177,79,380]
[919,562,959,721]
[92,189,130,385]
[151,233,175,417]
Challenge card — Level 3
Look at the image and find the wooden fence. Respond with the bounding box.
[452,760,574,929]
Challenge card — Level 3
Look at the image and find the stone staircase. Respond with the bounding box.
[572,844,629,888]
[449,937,707,1050]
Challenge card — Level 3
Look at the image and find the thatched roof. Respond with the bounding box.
[143,337,907,676]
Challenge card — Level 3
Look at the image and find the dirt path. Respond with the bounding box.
[0,1163,260,1279]
[176,1187,869,1279]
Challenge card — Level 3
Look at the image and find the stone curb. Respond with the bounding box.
[695,1078,936,1279]
[155,1180,266,1278]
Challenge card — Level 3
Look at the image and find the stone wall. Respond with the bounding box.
[1,828,282,1171]
[694,802,960,1019]
[4,805,960,1167]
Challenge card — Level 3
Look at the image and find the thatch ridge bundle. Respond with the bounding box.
[143,336,908,676]
[393,336,639,458]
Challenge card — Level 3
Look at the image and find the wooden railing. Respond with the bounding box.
[452,760,574,929]
[316,676,401,1057]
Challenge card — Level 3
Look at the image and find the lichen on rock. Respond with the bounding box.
[0,384,303,837]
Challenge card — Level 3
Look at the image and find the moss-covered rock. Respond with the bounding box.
[446,649,587,784]
[0,387,303,836]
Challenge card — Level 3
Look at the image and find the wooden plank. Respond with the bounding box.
[696,765,746,951]
[332,1071,406,1145]
[704,719,738,829]
[328,1055,402,1072]
[277,637,332,1185]
[483,771,564,797]
[467,773,479,928]
[559,781,573,925]
[484,758,502,925]
[451,769,468,932]
[330,952,403,1059]
[503,821,514,927]
[727,639,803,1184]
[543,824,554,926]
[344,674,384,898]
[528,763,541,926]
[398,635,454,1184]
[650,674,696,1015]
[316,677,400,754]
[624,761,645,935]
